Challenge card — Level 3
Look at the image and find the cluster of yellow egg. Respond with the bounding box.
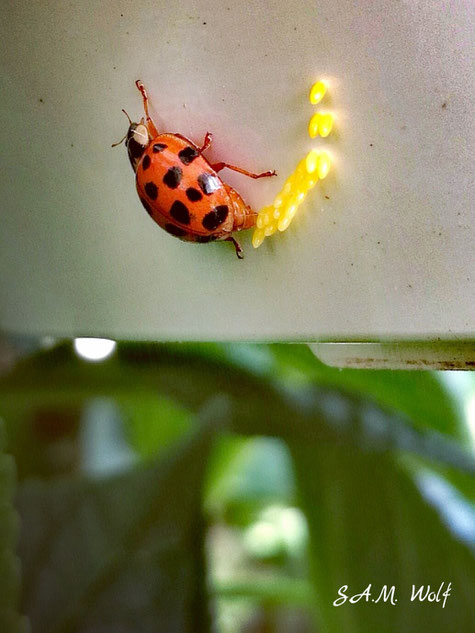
[252,81,333,249]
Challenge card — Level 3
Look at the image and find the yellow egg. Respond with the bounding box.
[278,215,292,232]
[309,80,326,105]
[295,158,307,178]
[287,201,299,219]
[317,152,331,179]
[298,174,317,193]
[305,150,320,174]
[252,228,265,248]
[265,221,278,236]
[283,197,298,218]
[257,206,271,227]
[283,179,294,195]
[254,78,335,245]
[318,113,334,138]
[305,176,318,189]
[291,173,309,200]
[308,113,320,138]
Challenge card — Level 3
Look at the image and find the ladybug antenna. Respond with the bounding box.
[111,109,133,147]
[122,108,132,124]
[111,132,127,148]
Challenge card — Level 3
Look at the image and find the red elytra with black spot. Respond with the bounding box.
[117,81,276,259]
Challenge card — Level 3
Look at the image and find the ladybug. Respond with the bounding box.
[114,80,276,258]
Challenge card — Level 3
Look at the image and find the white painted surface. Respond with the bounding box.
[1,0,474,341]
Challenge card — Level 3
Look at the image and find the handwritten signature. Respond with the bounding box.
[333,583,452,608]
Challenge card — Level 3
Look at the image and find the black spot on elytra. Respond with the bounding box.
[197,172,220,195]
[153,143,167,152]
[163,166,183,189]
[178,146,199,165]
[195,234,217,243]
[144,181,158,200]
[186,187,203,202]
[202,205,229,231]
[164,223,188,237]
[141,154,151,170]
[169,200,191,225]
[139,197,154,217]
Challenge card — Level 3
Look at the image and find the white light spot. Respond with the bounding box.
[243,505,309,559]
[40,336,57,349]
[416,469,475,549]
[440,372,475,447]
[466,395,475,448]
[79,398,136,476]
[207,175,221,193]
[244,521,282,558]
[73,338,116,362]
[261,505,309,553]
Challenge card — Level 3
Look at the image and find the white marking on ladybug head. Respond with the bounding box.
[132,124,149,146]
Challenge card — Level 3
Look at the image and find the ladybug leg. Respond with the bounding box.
[199,132,213,153]
[210,162,276,179]
[135,80,159,138]
[225,236,244,259]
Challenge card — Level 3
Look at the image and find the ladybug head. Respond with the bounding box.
[112,110,150,172]
[126,119,150,171]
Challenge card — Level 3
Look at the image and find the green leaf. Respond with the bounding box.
[205,435,296,524]
[268,344,466,440]
[291,442,475,633]
[2,343,473,476]
[3,342,475,633]
[16,418,217,633]
[214,576,314,607]
[119,394,193,460]
[0,420,28,633]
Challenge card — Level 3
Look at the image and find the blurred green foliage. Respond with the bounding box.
[0,341,474,632]
[0,420,28,633]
